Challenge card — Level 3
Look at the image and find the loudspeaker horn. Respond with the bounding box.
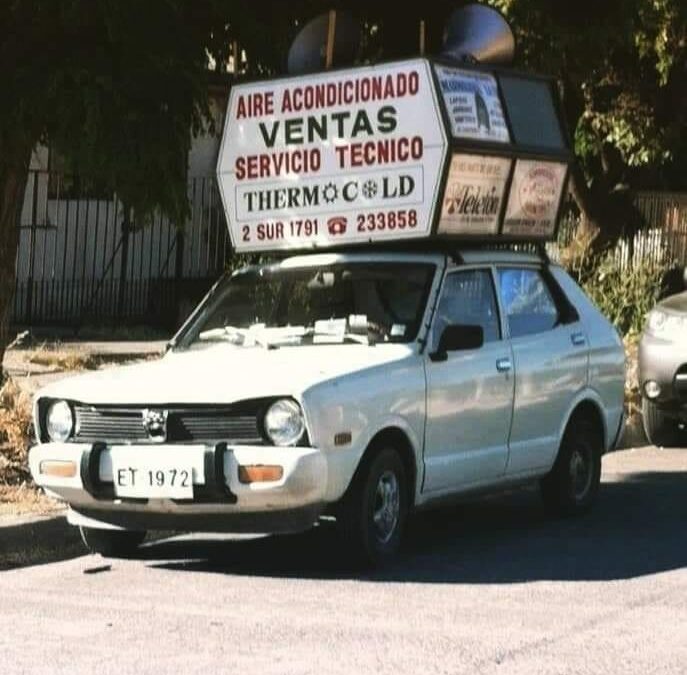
[442,3,515,65]
[287,11,361,75]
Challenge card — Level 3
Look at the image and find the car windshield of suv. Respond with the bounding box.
[177,262,435,349]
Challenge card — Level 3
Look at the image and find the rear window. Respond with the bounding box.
[497,267,559,338]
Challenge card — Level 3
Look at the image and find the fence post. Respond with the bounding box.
[25,171,39,324]
[117,205,130,318]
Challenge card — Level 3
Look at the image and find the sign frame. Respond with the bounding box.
[215,56,574,254]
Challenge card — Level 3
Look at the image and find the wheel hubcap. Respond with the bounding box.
[569,447,593,500]
[372,470,400,544]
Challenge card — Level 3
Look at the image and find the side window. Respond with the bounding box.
[497,267,559,338]
[433,269,501,346]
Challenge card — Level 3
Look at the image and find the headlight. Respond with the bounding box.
[264,399,305,446]
[46,400,73,442]
[647,309,687,337]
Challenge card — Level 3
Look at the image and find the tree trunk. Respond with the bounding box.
[0,162,29,383]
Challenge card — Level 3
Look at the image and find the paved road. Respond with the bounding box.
[2,446,687,675]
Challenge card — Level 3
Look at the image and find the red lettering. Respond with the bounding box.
[234,92,274,119]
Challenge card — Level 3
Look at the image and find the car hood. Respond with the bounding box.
[659,290,687,313]
[36,342,415,405]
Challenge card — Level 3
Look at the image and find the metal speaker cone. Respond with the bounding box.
[287,12,361,75]
[442,4,515,65]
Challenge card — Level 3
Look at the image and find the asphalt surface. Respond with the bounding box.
[2,446,687,675]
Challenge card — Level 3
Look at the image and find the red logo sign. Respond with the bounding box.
[327,217,348,236]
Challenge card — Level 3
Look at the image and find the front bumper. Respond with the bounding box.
[29,441,327,534]
[638,332,687,419]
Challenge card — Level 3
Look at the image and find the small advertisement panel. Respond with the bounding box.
[438,154,511,235]
[217,59,448,252]
[433,65,510,143]
[502,160,567,238]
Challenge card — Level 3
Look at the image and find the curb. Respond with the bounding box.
[0,510,83,570]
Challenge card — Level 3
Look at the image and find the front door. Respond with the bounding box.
[423,268,514,494]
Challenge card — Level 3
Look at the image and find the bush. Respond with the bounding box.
[571,253,666,337]
[0,379,33,488]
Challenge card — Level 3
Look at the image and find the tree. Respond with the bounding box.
[2,0,685,380]
[0,1,222,376]
[489,0,687,259]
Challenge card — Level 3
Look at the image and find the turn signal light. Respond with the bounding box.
[39,460,77,478]
[238,465,284,484]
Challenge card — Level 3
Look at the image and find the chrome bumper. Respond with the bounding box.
[29,442,328,533]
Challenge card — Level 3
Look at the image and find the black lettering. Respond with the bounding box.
[377,105,397,133]
[258,121,279,148]
[284,118,304,144]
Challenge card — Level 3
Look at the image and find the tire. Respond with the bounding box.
[642,397,684,448]
[540,418,602,516]
[337,447,408,566]
[80,526,146,557]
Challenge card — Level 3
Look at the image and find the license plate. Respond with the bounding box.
[111,452,195,499]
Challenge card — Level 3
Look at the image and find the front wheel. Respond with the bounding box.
[540,418,602,516]
[337,447,408,566]
[80,526,146,557]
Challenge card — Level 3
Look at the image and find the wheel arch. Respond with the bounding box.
[353,426,419,508]
[560,394,607,453]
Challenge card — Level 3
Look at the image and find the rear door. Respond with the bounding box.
[496,266,589,475]
[423,267,515,493]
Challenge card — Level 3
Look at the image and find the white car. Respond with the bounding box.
[29,248,625,564]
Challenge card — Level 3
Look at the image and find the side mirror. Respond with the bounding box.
[430,324,484,362]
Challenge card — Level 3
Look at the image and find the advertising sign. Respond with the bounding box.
[503,160,567,237]
[438,154,511,235]
[217,59,448,252]
[433,65,510,143]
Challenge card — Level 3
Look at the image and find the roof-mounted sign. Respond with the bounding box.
[216,59,448,252]
[216,9,572,252]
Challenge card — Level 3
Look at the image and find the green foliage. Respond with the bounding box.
[572,254,665,337]
[0,1,218,223]
[489,0,687,189]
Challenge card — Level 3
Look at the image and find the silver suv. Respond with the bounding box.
[640,289,687,446]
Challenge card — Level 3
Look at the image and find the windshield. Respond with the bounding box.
[176,262,435,349]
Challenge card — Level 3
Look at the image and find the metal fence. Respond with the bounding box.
[13,172,231,329]
[554,192,687,269]
[12,172,687,328]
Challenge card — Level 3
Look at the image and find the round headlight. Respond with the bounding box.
[46,401,73,442]
[264,399,305,446]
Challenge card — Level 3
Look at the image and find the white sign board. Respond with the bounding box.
[217,59,448,252]
[438,154,511,235]
[434,65,510,143]
[503,160,567,238]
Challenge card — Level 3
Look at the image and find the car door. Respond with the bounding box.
[423,267,515,494]
[496,266,589,475]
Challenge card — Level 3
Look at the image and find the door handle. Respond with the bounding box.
[571,332,586,347]
[496,357,512,373]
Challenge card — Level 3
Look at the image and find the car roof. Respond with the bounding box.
[277,248,547,269]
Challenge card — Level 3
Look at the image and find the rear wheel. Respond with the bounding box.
[79,527,146,557]
[540,418,602,516]
[642,398,684,448]
[337,447,408,566]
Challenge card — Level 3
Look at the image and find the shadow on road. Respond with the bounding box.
[140,469,687,583]
[0,514,83,571]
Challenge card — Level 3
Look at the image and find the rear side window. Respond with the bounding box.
[497,268,559,338]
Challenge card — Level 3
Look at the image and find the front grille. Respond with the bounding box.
[73,405,263,444]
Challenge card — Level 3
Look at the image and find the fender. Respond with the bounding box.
[321,413,424,504]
